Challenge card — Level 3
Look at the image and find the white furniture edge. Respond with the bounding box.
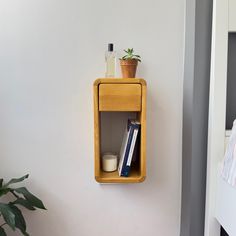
[229,0,236,32]
[215,163,236,236]
[205,0,236,235]
[204,0,228,235]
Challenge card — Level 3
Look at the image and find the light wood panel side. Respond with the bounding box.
[93,83,100,180]
[140,83,147,181]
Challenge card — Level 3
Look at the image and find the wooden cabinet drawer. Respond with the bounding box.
[99,84,141,111]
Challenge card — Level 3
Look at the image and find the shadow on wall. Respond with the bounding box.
[99,82,180,194]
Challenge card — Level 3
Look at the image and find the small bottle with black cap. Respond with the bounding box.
[105,43,116,78]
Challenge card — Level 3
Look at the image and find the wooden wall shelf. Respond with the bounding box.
[93,78,147,183]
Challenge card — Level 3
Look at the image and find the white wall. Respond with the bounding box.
[0,0,184,235]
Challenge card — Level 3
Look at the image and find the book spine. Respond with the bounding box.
[120,125,134,176]
[122,128,139,177]
[118,121,132,176]
[118,130,129,175]
[127,129,139,166]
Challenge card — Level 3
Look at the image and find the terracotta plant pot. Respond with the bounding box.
[120,59,138,78]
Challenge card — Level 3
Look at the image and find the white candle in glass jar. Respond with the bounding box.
[102,153,118,172]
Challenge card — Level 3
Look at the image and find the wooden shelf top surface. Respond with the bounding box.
[94,78,146,86]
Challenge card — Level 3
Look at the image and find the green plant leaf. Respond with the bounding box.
[0,179,3,188]
[122,48,141,62]
[12,198,36,211]
[3,175,29,188]
[0,227,7,236]
[0,188,11,197]
[0,203,15,230]
[9,205,29,236]
[14,187,46,210]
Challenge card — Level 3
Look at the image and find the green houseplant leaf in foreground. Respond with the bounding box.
[0,227,7,236]
[3,174,29,188]
[0,175,46,235]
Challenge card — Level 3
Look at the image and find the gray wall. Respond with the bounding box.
[181,0,213,235]
[226,33,236,129]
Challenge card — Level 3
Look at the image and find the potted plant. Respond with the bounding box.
[120,48,141,78]
[0,174,46,235]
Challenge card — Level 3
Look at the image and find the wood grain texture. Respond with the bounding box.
[140,83,147,180]
[99,84,141,111]
[96,170,145,183]
[93,78,147,183]
[94,84,100,178]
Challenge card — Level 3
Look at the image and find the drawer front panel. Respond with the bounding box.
[99,84,141,111]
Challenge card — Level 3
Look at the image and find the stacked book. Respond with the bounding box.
[118,119,140,177]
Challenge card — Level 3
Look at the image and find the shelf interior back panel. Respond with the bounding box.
[100,111,137,155]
